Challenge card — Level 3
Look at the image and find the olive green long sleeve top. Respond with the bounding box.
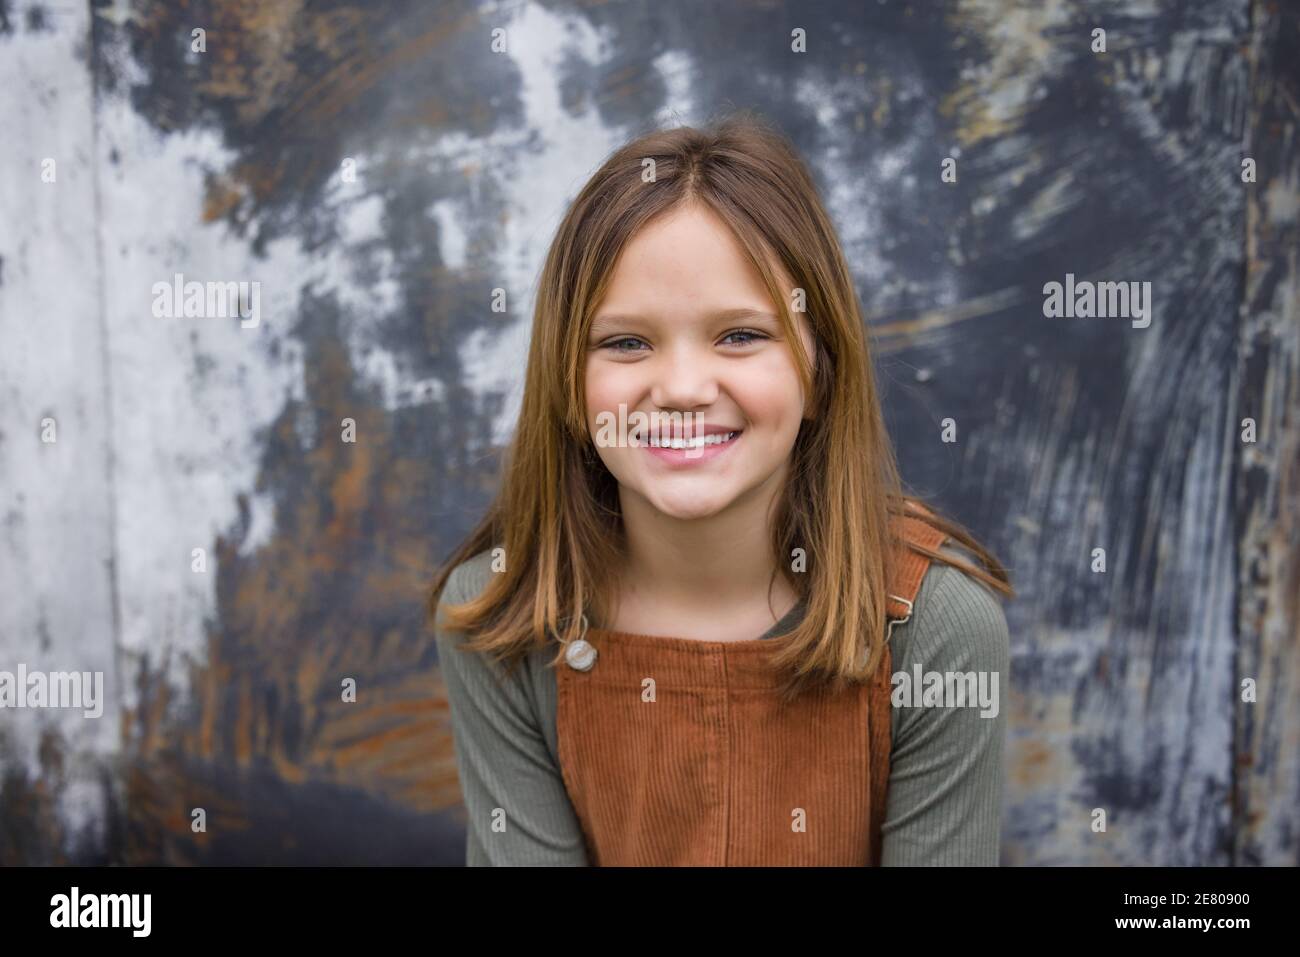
[434,543,1010,866]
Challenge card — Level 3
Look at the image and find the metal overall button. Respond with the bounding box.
[855,594,915,671]
[562,613,597,671]
[885,594,913,643]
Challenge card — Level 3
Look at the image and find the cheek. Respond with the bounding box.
[732,355,805,428]
[584,367,624,422]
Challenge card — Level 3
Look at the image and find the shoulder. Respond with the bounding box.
[889,541,1010,674]
[433,549,559,753]
[433,548,527,690]
[439,549,498,611]
[433,550,500,662]
[434,548,552,686]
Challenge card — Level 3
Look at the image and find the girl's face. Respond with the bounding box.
[583,202,816,523]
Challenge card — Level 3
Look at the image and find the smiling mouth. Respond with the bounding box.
[646,430,741,449]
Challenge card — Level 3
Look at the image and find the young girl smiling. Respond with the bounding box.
[429,114,1013,866]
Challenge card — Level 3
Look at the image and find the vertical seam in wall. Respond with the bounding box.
[1229,0,1263,869]
[87,4,123,714]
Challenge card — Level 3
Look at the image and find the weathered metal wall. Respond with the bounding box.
[0,0,1295,865]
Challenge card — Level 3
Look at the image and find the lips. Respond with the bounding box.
[642,428,743,466]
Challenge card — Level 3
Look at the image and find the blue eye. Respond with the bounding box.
[602,337,647,353]
[720,328,768,346]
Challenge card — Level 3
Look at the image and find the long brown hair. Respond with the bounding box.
[427,111,1013,699]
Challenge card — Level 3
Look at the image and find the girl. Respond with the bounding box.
[428,113,1013,866]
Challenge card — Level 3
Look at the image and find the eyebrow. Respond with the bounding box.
[590,308,782,328]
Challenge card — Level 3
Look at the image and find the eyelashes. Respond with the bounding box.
[720,328,769,347]
[599,328,771,353]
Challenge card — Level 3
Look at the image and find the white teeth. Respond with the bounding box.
[648,431,738,449]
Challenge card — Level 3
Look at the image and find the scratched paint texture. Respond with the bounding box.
[0,0,1295,864]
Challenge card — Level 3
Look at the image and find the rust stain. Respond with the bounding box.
[1230,0,1300,864]
[201,173,243,223]
[116,315,468,861]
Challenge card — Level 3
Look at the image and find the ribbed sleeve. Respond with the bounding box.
[879,547,1011,865]
[433,554,589,865]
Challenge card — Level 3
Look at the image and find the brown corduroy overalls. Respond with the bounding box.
[554,510,950,866]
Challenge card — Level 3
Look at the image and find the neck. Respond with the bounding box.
[614,470,793,613]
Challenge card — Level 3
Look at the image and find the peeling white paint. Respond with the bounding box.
[429,197,467,271]
[0,2,122,800]
[454,2,637,446]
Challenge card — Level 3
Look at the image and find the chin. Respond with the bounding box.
[642,487,740,521]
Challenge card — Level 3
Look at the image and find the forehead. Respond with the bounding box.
[593,203,793,320]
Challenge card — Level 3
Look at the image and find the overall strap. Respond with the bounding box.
[868,503,951,865]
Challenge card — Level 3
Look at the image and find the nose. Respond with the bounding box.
[648,342,720,413]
